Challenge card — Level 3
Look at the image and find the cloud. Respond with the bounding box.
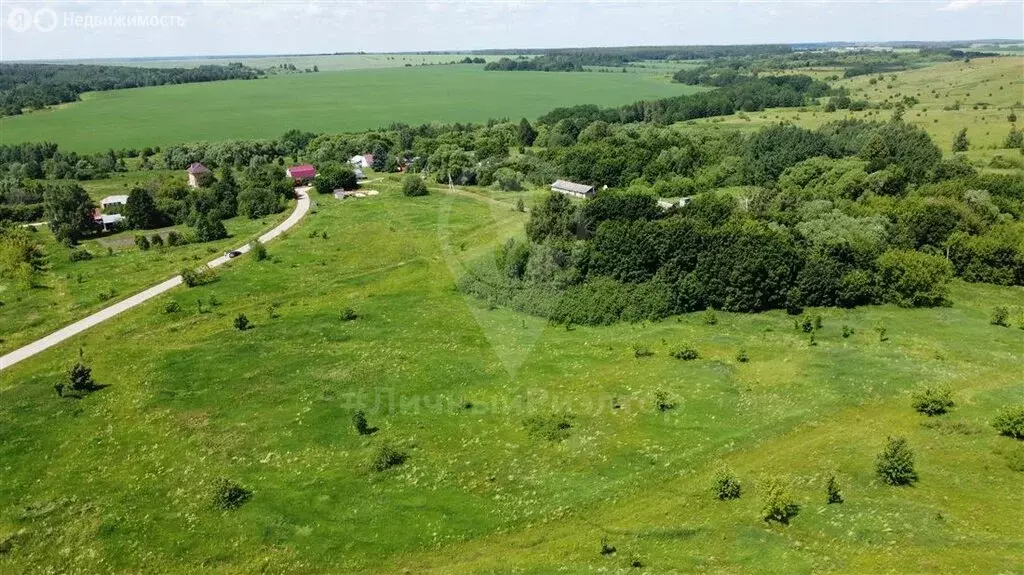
[939,0,981,12]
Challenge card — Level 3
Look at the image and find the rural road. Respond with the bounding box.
[0,186,312,373]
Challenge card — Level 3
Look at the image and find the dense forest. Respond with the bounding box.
[0,62,261,116]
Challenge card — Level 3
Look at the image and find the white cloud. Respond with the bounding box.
[939,0,981,12]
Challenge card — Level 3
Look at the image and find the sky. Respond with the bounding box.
[0,0,1021,61]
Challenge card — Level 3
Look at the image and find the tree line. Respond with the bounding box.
[0,62,261,116]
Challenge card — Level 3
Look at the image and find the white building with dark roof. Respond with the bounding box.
[550,180,595,198]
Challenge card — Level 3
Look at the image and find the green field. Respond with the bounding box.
[1,179,1023,573]
[55,53,529,72]
[0,66,703,153]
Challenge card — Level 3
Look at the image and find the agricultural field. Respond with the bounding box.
[59,53,526,72]
[694,57,1024,160]
[1,178,1022,573]
[0,65,703,153]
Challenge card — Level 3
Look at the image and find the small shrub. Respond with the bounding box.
[671,346,699,361]
[875,436,917,486]
[212,479,252,510]
[341,308,358,321]
[134,235,150,251]
[352,410,372,435]
[164,301,181,314]
[760,477,799,524]
[736,348,749,363]
[633,345,653,358]
[713,467,742,500]
[800,317,814,333]
[814,315,823,330]
[55,358,98,397]
[911,385,954,416]
[654,390,675,412]
[401,175,429,197]
[990,305,1010,327]
[702,307,718,325]
[875,322,888,342]
[992,404,1024,439]
[181,266,217,287]
[250,240,267,261]
[370,443,408,472]
[841,325,854,338]
[515,197,525,212]
[599,536,616,556]
[68,249,93,262]
[150,234,164,248]
[233,313,251,331]
[524,413,574,441]
[826,474,843,504]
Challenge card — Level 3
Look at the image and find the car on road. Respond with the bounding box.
[225,250,242,258]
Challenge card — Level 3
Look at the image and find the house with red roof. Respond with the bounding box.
[286,164,317,183]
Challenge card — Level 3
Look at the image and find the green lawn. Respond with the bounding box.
[1,178,1022,573]
[0,66,704,153]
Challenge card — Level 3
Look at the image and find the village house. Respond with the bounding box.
[186,163,210,188]
[99,195,129,211]
[550,179,595,199]
[349,154,375,169]
[286,164,317,183]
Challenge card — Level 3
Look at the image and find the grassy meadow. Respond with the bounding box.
[0,65,702,153]
[693,57,1024,161]
[60,53,529,72]
[1,177,1023,573]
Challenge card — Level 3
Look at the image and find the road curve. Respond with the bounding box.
[0,187,312,372]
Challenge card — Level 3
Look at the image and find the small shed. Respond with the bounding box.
[550,180,595,199]
[186,163,210,188]
[286,164,317,182]
[94,213,123,232]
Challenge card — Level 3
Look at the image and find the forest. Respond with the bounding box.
[0,62,261,116]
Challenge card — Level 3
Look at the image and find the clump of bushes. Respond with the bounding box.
[671,346,700,360]
[341,308,358,321]
[759,476,799,524]
[911,385,954,416]
[990,305,1010,327]
[402,175,429,197]
[150,234,164,248]
[524,413,574,441]
[166,230,185,246]
[841,325,854,338]
[233,313,251,331]
[599,536,616,556]
[250,240,267,261]
[875,436,917,486]
[68,248,92,262]
[212,479,252,510]
[992,404,1024,439]
[702,307,718,325]
[736,348,749,363]
[135,235,151,251]
[352,410,373,435]
[54,356,99,398]
[164,301,181,314]
[181,266,217,287]
[654,390,675,412]
[713,467,742,500]
[370,443,408,472]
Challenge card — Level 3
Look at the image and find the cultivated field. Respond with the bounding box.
[0,66,702,152]
[1,178,1022,573]
[693,57,1024,159]
[56,53,527,72]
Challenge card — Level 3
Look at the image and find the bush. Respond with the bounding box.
[68,248,92,262]
[402,175,429,197]
[370,443,408,472]
[992,405,1024,439]
[841,325,854,338]
[713,467,742,500]
[911,385,954,416]
[875,436,918,485]
[875,249,953,308]
[212,479,252,510]
[233,313,251,331]
[150,234,164,248]
[341,307,358,321]
[166,230,184,246]
[672,346,700,360]
[250,240,267,261]
[165,301,180,314]
[736,348,749,363]
[760,476,799,524]
[633,345,653,358]
[181,266,217,287]
[990,305,1010,327]
[352,410,372,435]
[702,307,718,325]
[55,358,98,397]
[654,390,675,412]
[134,235,151,251]
[826,474,843,504]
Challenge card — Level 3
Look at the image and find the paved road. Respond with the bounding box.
[0,187,312,372]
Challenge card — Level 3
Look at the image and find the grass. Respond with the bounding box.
[690,56,1024,158]
[57,53,530,71]
[0,65,704,153]
[0,200,292,355]
[1,175,1022,573]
